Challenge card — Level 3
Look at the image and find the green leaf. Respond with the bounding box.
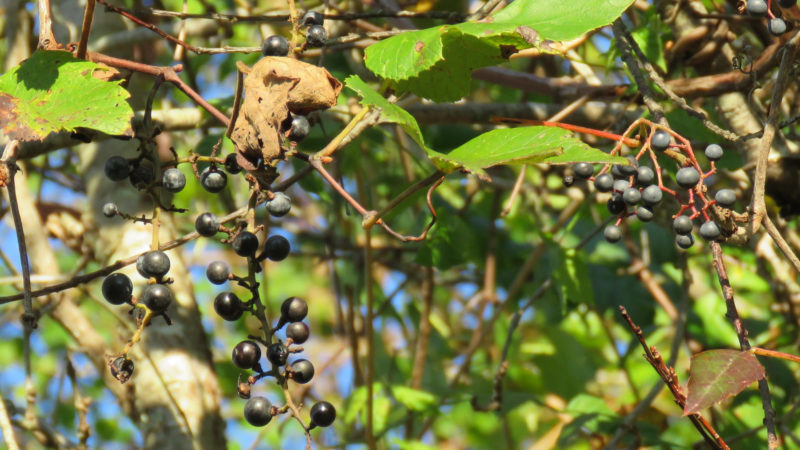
[553,247,595,306]
[0,50,133,141]
[364,0,636,101]
[391,385,439,412]
[346,76,624,179]
[683,349,765,416]
[344,75,427,152]
[440,127,627,180]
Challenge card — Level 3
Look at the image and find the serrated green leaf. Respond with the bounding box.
[391,385,439,411]
[0,50,133,141]
[364,0,636,101]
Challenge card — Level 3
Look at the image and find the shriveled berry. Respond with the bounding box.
[265,235,290,261]
[266,343,289,366]
[261,35,289,57]
[290,359,314,384]
[102,273,132,305]
[562,175,574,187]
[266,192,292,217]
[201,168,227,193]
[306,25,327,47]
[224,153,242,174]
[110,356,134,383]
[232,340,261,370]
[233,232,259,257]
[699,220,721,241]
[206,261,230,285]
[607,194,626,215]
[128,163,155,187]
[715,189,737,208]
[636,166,655,185]
[704,144,724,161]
[641,185,663,205]
[195,213,220,237]
[102,202,118,218]
[573,162,594,179]
[310,401,336,427]
[141,284,173,314]
[161,168,186,193]
[594,173,614,192]
[673,216,694,235]
[651,130,671,151]
[675,167,701,188]
[286,322,309,344]
[244,397,272,427]
[136,250,170,279]
[288,115,310,142]
[281,297,308,323]
[676,233,694,250]
[104,156,130,181]
[604,225,622,243]
[636,205,654,222]
[622,188,641,205]
[214,292,243,321]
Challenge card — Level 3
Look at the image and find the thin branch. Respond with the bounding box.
[85,51,230,127]
[613,19,665,125]
[37,0,57,49]
[0,204,251,305]
[0,397,19,450]
[749,31,800,238]
[614,19,740,142]
[142,7,466,22]
[619,306,728,449]
[763,214,800,274]
[76,0,96,59]
[710,242,778,448]
[364,228,376,450]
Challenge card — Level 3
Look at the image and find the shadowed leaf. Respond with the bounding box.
[684,349,765,416]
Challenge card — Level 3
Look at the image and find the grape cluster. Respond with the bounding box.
[565,122,739,250]
[746,0,793,36]
[97,21,334,433]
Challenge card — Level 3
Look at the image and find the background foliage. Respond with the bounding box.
[0,0,799,449]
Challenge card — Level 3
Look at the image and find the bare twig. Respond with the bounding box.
[76,0,96,59]
[364,227,376,449]
[614,19,740,142]
[619,306,728,449]
[0,397,19,450]
[37,0,57,49]
[763,212,800,274]
[749,32,800,238]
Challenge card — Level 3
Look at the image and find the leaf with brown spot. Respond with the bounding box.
[684,349,765,416]
[0,50,133,141]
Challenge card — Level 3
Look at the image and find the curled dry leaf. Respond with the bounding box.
[231,57,342,184]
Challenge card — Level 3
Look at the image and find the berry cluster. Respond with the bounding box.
[746,0,794,35]
[96,13,334,436]
[564,120,738,249]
